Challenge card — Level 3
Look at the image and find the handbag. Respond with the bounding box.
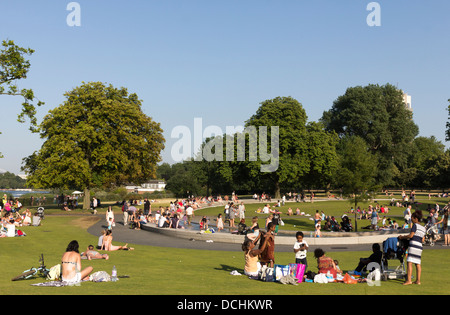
[259,265,274,282]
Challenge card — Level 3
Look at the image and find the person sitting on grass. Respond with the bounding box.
[81,245,109,260]
[102,229,134,251]
[61,240,93,284]
[314,248,339,278]
[242,232,269,280]
[352,243,382,275]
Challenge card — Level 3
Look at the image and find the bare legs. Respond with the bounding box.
[403,262,421,285]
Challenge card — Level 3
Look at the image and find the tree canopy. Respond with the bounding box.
[244,96,309,198]
[22,82,165,209]
[321,83,419,186]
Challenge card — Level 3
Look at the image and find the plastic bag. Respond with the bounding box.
[343,273,358,284]
[274,265,289,281]
[314,273,328,283]
[89,271,111,282]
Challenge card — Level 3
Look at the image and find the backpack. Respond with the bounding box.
[47,264,61,281]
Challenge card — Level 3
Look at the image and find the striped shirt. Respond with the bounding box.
[407,223,426,264]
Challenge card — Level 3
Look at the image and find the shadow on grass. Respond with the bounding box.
[215,264,244,275]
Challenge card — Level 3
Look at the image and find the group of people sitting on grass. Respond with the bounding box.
[119,198,203,230]
[242,224,386,283]
[0,208,42,237]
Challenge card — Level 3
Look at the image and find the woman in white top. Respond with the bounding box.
[22,208,32,226]
[6,219,16,237]
[106,206,115,227]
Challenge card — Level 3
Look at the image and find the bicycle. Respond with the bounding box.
[11,253,50,281]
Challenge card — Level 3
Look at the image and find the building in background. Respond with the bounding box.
[403,93,412,111]
[126,180,166,194]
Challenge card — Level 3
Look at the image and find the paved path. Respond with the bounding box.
[87,214,448,253]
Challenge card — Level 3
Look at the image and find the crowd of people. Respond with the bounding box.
[241,207,432,285]
[0,194,42,237]
[3,190,448,287]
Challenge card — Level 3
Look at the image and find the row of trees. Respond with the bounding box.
[160,86,450,200]
[2,40,450,208]
[0,172,27,189]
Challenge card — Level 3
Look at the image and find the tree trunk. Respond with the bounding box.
[354,192,358,232]
[274,181,281,199]
[83,188,90,210]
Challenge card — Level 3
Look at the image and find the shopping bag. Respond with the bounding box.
[295,264,306,283]
[288,263,306,283]
[288,264,298,277]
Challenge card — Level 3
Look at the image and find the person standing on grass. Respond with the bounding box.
[371,207,380,230]
[106,206,115,228]
[238,202,246,221]
[217,213,224,232]
[122,201,129,226]
[436,209,449,246]
[404,205,412,224]
[399,210,425,285]
[143,198,151,217]
[229,204,236,228]
[259,222,276,268]
[293,231,308,271]
[314,210,321,225]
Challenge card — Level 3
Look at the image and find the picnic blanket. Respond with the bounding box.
[31,272,129,286]
[31,280,86,287]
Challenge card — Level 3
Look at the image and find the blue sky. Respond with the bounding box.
[0,0,449,174]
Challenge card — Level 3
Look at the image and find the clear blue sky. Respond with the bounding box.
[0,0,449,174]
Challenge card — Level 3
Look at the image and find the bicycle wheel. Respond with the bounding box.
[11,269,36,281]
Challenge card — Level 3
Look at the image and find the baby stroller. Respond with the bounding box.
[380,237,408,281]
[424,224,439,246]
[36,207,45,220]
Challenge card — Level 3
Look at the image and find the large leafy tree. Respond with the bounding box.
[334,136,378,231]
[164,160,206,197]
[245,96,310,198]
[297,121,339,190]
[22,82,165,209]
[321,83,419,186]
[394,136,446,188]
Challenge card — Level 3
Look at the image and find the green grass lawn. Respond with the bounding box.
[1,206,450,295]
